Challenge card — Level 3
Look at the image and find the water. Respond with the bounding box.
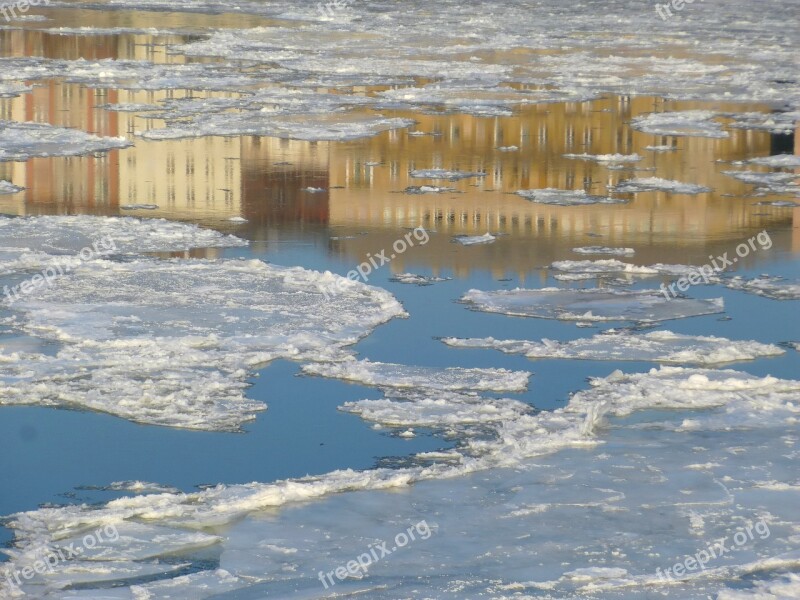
[0,5,799,598]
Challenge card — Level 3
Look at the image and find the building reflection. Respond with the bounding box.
[0,28,797,273]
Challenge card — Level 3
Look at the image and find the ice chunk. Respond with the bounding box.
[301,359,531,392]
[563,153,643,163]
[0,215,247,270]
[515,188,628,206]
[409,169,486,181]
[550,259,659,276]
[573,246,636,256]
[631,110,729,138]
[723,170,800,194]
[746,154,800,168]
[403,185,457,194]
[718,574,800,600]
[645,144,677,152]
[389,273,452,285]
[609,177,712,194]
[461,288,724,322]
[0,82,31,98]
[452,232,496,245]
[0,180,24,194]
[0,121,131,161]
[442,330,784,365]
[753,200,800,207]
[723,275,800,300]
[1,259,406,430]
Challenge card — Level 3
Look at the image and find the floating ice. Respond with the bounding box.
[550,259,659,276]
[563,153,642,163]
[119,203,158,210]
[745,154,800,168]
[453,232,496,245]
[4,365,799,598]
[753,200,800,207]
[461,288,724,323]
[609,177,712,194]
[630,111,729,138]
[645,144,677,152]
[409,169,486,181]
[515,188,628,206]
[573,246,636,256]
[0,82,31,98]
[0,215,247,267]
[301,359,530,392]
[728,111,800,135]
[0,259,406,430]
[0,121,131,162]
[389,273,452,285]
[723,170,800,195]
[723,275,800,300]
[442,331,784,365]
[403,185,457,194]
[0,180,23,194]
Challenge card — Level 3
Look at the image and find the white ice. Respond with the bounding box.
[573,246,636,256]
[515,188,628,206]
[461,288,724,322]
[442,330,784,365]
[409,169,486,181]
[0,121,131,162]
[452,232,497,245]
[563,153,643,163]
[723,275,800,301]
[630,111,729,138]
[610,177,712,195]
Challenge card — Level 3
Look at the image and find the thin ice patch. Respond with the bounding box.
[442,331,784,365]
[409,169,486,181]
[630,111,729,138]
[302,359,531,392]
[1,259,406,430]
[723,275,800,300]
[0,120,131,161]
[515,189,628,206]
[609,177,712,194]
[573,247,636,256]
[453,232,497,245]
[461,288,724,323]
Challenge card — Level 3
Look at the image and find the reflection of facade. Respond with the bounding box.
[0,27,797,273]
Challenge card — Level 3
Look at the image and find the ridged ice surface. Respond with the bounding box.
[0,259,405,430]
[442,330,785,365]
[462,288,724,322]
[301,359,531,392]
[0,121,131,161]
[3,366,799,598]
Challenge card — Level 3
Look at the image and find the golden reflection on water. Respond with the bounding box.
[0,28,798,278]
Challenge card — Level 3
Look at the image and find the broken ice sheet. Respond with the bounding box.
[609,177,712,194]
[0,259,406,430]
[0,180,24,194]
[441,330,784,365]
[515,188,629,206]
[0,215,247,273]
[723,170,800,194]
[0,121,131,162]
[723,275,800,300]
[630,110,729,138]
[573,246,636,256]
[453,232,497,245]
[563,153,643,163]
[389,273,452,285]
[744,154,800,168]
[409,169,486,181]
[4,366,800,598]
[301,359,531,392]
[461,288,724,323]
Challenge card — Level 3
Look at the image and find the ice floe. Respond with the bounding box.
[3,365,799,597]
[630,110,729,138]
[402,185,457,194]
[0,259,406,430]
[461,288,724,322]
[563,153,643,163]
[409,169,486,181]
[723,275,800,300]
[389,273,452,285]
[744,154,800,168]
[0,121,131,162]
[452,232,497,245]
[609,177,712,194]
[301,359,531,392]
[723,170,800,195]
[572,246,636,256]
[0,180,23,194]
[515,188,628,206]
[441,330,784,365]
